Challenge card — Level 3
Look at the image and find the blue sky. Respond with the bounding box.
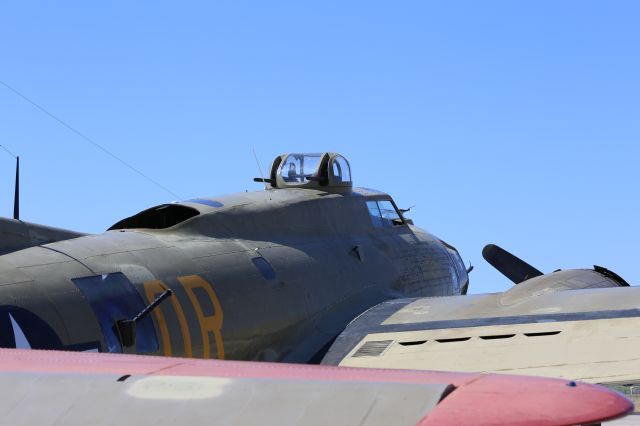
[1,1,638,294]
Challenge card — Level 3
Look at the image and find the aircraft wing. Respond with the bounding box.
[0,348,632,425]
[322,267,640,386]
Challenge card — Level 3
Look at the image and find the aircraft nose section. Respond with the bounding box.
[423,373,634,425]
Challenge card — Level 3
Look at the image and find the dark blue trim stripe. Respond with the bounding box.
[371,308,640,334]
[188,199,224,208]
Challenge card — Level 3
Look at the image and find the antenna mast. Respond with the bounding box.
[0,145,19,220]
[13,156,19,220]
[252,148,268,191]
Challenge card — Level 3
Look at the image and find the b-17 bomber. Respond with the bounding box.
[2,151,640,410]
[0,152,468,363]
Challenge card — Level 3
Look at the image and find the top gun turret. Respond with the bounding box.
[255,152,352,192]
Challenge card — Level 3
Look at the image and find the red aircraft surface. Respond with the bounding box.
[0,348,632,425]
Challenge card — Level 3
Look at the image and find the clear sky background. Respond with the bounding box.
[0,1,638,294]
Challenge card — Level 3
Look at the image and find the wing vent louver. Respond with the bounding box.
[399,340,427,346]
[352,340,394,358]
[479,334,516,340]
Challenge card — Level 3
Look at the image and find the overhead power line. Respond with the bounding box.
[0,144,17,159]
[0,79,182,200]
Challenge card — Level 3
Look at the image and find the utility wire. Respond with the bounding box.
[0,79,182,200]
[0,144,17,158]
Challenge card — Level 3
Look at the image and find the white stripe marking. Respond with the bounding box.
[9,314,31,349]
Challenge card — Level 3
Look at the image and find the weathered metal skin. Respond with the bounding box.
[322,266,640,387]
[0,187,467,363]
[0,348,632,426]
[0,217,86,255]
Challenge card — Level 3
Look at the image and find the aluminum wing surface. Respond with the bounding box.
[0,348,632,425]
[322,269,640,386]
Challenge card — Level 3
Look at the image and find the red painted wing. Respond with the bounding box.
[0,349,632,425]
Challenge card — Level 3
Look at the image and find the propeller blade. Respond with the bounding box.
[482,244,543,284]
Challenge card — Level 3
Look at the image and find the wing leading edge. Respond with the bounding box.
[0,348,632,425]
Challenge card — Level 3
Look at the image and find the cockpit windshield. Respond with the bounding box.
[280,153,322,183]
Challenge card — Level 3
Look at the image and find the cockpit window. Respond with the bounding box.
[280,153,322,183]
[367,201,384,228]
[109,204,199,230]
[331,155,352,184]
[366,200,404,228]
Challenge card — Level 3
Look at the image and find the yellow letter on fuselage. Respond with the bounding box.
[143,279,193,357]
[179,275,225,359]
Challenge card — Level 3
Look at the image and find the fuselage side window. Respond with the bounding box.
[71,273,159,354]
[366,200,404,228]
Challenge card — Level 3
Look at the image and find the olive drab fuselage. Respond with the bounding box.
[0,153,467,362]
[0,187,467,361]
